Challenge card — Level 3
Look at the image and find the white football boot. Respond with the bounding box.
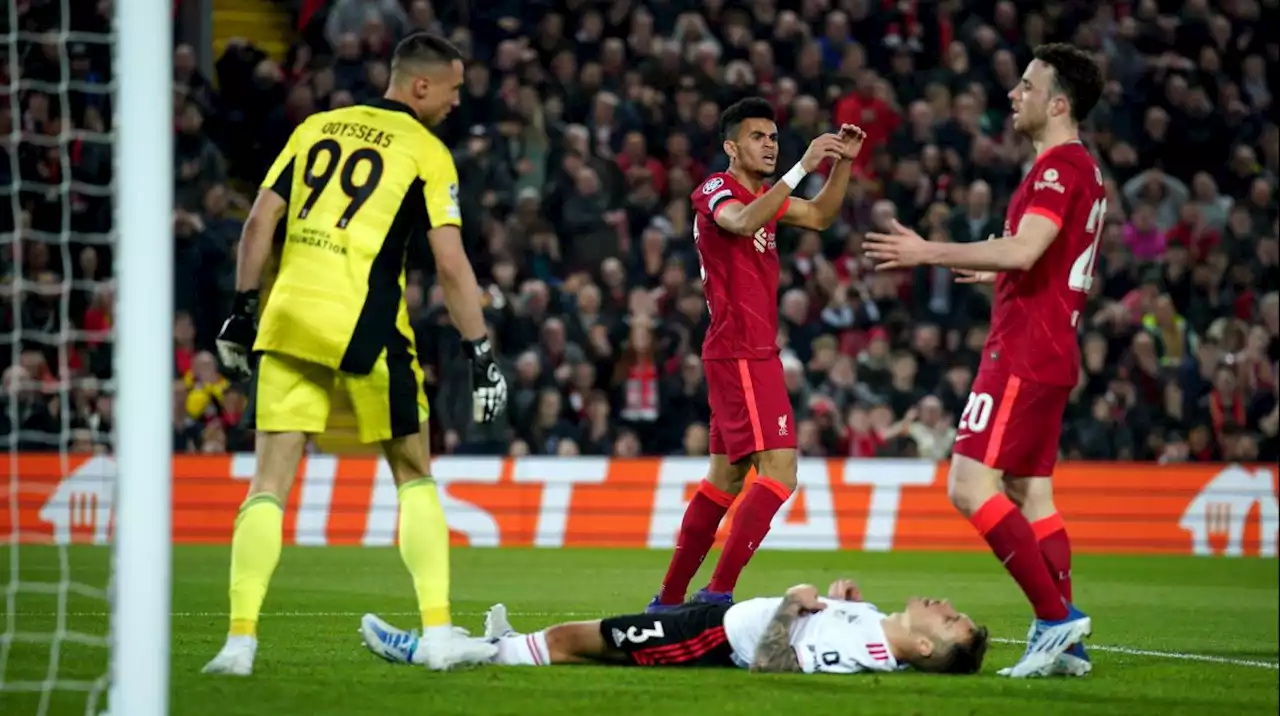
[201,635,257,676]
[418,627,498,671]
[361,614,419,665]
[360,613,496,671]
[998,620,1093,677]
[484,603,517,640]
[1051,646,1093,676]
[999,605,1092,678]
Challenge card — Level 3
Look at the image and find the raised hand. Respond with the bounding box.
[827,578,863,602]
[864,219,931,270]
[836,123,868,160]
[784,583,828,614]
[800,133,850,172]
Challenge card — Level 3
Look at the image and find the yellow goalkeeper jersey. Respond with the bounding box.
[254,98,461,374]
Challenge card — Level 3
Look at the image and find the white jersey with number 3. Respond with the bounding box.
[723,597,904,674]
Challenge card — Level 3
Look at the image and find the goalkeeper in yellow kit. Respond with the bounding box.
[202,33,508,676]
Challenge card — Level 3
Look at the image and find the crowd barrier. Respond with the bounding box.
[4,455,1277,557]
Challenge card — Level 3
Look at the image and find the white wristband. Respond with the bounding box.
[781,163,808,190]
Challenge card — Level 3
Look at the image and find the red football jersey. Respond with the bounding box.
[985,141,1107,386]
[690,172,792,360]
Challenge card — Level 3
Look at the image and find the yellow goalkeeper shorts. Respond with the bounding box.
[246,350,429,443]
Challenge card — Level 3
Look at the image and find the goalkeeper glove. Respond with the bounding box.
[462,337,507,424]
[216,290,259,381]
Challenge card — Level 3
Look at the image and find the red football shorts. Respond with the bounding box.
[705,357,797,463]
[951,367,1072,477]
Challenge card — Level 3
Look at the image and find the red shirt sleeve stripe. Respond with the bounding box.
[711,199,741,221]
[773,198,792,223]
[1024,206,1063,228]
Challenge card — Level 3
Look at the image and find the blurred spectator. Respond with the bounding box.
[6,0,1278,466]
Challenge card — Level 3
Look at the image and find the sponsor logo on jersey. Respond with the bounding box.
[702,177,725,194]
[1033,167,1065,193]
[611,628,627,647]
[1179,464,1278,557]
[752,227,776,253]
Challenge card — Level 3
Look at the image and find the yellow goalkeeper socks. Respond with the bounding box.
[228,493,284,637]
[397,477,452,632]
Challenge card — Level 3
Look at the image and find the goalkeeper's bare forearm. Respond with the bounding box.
[428,225,488,342]
[235,189,287,291]
[217,188,285,379]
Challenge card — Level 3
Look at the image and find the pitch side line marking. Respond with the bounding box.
[986,638,1279,670]
[16,611,1279,671]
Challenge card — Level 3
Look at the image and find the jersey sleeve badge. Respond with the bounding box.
[695,174,737,217]
[1033,167,1066,194]
[446,182,461,221]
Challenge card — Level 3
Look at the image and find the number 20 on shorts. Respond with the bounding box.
[959,392,994,433]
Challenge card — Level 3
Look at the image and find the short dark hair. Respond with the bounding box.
[1033,43,1103,124]
[719,97,776,142]
[936,625,990,675]
[392,32,463,70]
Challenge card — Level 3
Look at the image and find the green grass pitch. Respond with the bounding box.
[1,546,1277,716]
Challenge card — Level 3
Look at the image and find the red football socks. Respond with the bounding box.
[658,480,735,605]
[969,494,1069,621]
[1032,513,1073,603]
[708,477,793,594]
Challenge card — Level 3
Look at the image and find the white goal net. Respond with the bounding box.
[2,0,171,714]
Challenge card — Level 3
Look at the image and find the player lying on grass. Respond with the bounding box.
[360,580,989,675]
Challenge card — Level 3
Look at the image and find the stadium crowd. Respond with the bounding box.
[2,0,1277,464]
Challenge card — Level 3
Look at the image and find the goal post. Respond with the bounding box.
[1,0,173,711]
[111,0,173,712]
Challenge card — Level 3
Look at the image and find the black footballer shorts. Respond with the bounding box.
[600,603,736,667]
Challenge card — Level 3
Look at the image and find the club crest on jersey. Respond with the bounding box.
[778,415,789,436]
[702,177,725,195]
[1034,168,1065,193]
[753,227,776,253]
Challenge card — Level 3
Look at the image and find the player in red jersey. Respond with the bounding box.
[646,97,867,613]
[863,44,1104,678]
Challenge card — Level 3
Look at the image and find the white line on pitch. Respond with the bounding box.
[16,611,1279,671]
[988,638,1279,670]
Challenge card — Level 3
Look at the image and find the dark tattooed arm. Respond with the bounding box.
[750,594,805,673]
